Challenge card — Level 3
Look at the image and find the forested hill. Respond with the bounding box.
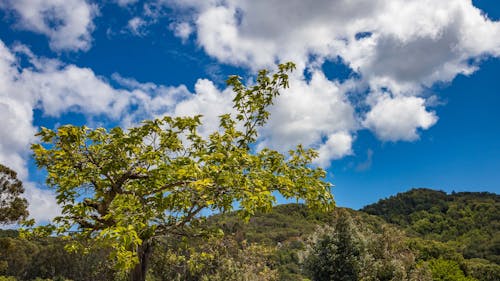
[361,188,500,264]
[1,189,499,281]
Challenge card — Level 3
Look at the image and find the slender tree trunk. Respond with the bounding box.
[130,240,153,281]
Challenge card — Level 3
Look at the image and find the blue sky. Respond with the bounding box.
[0,0,499,221]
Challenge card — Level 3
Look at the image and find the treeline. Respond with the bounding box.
[1,189,498,280]
[0,230,116,280]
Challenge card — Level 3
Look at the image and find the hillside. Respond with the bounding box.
[1,188,499,280]
[361,188,500,263]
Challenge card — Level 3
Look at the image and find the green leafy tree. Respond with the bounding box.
[427,258,478,281]
[0,164,28,224]
[303,210,360,281]
[28,63,334,281]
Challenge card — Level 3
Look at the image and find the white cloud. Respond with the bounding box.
[171,0,500,82]
[166,0,500,143]
[258,71,357,159]
[23,65,130,119]
[127,17,148,36]
[356,149,374,172]
[0,39,258,223]
[0,0,97,51]
[24,182,60,223]
[363,94,438,141]
[118,68,357,167]
[0,37,360,220]
[173,79,235,136]
[315,132,354,168]
[171,22,193,42]
[0,41,36,180]
[114,0,139,7]
[0,41,58,224]
[111,73,194,126]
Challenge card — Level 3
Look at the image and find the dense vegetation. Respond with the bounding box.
[0,188,498,280]
[362,188,499,263]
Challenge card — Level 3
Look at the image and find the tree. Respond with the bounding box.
[0,164,28,224]
[303,210,360,281]
[29,63,334,281]
[427,258,478,281]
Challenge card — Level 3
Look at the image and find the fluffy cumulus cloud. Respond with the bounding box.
[23,182,61,225]
[166,0,500,145]
[363,94,438,141]
[0,42,36,179]
[0,41,56,222]
[0,0,97,51]
[112,74,234,132]
[314,132,354,168]
[172,79,235,136]
[171,0,500,81]
[257,71,357,163]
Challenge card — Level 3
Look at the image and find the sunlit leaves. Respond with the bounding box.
[27,62,334,272]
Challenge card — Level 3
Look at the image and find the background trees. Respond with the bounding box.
[0,164,28,225]
[303,210,360,281]
[362,188,500,264]
[28,63,334,281]
[301,209,424,281]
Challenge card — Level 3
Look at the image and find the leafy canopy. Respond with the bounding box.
[28,62,334,270]
[0,164,28,225]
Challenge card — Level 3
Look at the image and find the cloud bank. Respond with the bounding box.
[163,0,500,161]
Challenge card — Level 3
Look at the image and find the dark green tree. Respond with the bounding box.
[0,164,28,224]
[304,210,360,281]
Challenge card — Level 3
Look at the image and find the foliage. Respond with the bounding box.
[301,209,429,281]
[27,63,334,280]
[407,238,463,261]
[302,210,360,281]
[362,188,500,264]
[0,230,117,281]
[209,203,333,244]
[463,259,500,281]
[0,164,28,224]
[427,258,478,281]
[149,233,279,281]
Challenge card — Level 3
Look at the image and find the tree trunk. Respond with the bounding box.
[130,240,153,281]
